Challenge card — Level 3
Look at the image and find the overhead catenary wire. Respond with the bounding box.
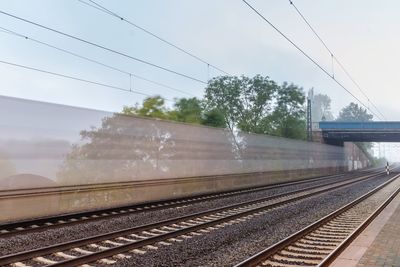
[0,26,196,97]
[242,0,383,120]
[0,10,207,85]
[78,0,231,76]
[0,59,174,101]
[288,0,386,120]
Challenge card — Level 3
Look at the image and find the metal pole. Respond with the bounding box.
[307,89,313,142]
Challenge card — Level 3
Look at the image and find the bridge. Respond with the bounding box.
[319,121,400,144]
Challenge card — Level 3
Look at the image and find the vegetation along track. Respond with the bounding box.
[0,169,379,238]
[234,173,400,267]
[0,169,388,266]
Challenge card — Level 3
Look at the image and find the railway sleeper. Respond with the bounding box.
[287,245,331,255]
[314,229,350,236]
[278,250,325,260]
[309,232,345,240]
[292,242,336,251]
[268,254,320,266]
[302,235,342,243]
[297,239,339,247]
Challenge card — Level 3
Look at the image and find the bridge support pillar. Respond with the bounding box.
[311,131,370,170]
[344,142,370,171]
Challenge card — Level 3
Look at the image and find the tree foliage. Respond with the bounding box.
[172,97,203,124]
[270,82,306,139]
[336,102,373,122]
[202,109,226,128]
[123,95,168,119]
[120,75,309,140]
[312,93,334,121]
[336,102,374,155]
[204,76,306,139]
[204,75,277,134]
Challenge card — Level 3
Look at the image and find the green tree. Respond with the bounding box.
[337,102,374,152]
[312,93,334,121]
[204,75,277,134]
[202,109,226,127]
[270,82,306,139]
[122,95,168,119]
[172,97,203,124]
[336,102,373,122]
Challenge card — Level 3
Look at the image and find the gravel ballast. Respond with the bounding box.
[0,172,364,256]
[113,174,393,266]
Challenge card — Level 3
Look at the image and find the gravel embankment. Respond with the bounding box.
[114,174,392,267]
[0,172,378,256]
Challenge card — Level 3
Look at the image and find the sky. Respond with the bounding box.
[0,0,399,121]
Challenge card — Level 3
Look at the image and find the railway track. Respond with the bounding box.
[234,173,400,267]
[0,170,389,266]
[0,169,377,238]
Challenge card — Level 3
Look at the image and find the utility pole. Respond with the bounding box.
[307,88,313,142]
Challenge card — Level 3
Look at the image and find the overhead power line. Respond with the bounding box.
[0,26,195,97]
[0,10,207,84]
[0,59,174,101]
[78,0,231,76]
[242,0,383,120]
[288,0,386,120]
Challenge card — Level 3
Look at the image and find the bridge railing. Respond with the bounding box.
[319,121,400,130]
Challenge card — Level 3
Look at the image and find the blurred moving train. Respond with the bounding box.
[0,95,369,223]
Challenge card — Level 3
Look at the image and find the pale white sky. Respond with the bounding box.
[0,0,399,120]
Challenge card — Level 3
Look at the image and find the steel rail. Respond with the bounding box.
[233,173,400,267]
[318,177,400,266]
[0,169,374,238]
[0,170,386,266]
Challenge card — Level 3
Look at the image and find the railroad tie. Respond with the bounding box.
[142,230,159,236]
[89,244,109,250]
[162,226,177,231]
[55,252,76,259]
[73,248,94,255]
[287,245,331,255]
[103,240,124,246]
[180,222,197,226]
[280,248,325,259]
[151,228,168,234]
[33,257,58,265]
[114,253,131,259]
[130,249,147,255]
[130,234,147,239]
[99,258,116,264]
[270,253,321,266]
[11,262,31,267]
[191,231,203,236]
[261,259,307,267]
[157,241,172,246]
[292,242,336,251]
[117,236,136,242]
